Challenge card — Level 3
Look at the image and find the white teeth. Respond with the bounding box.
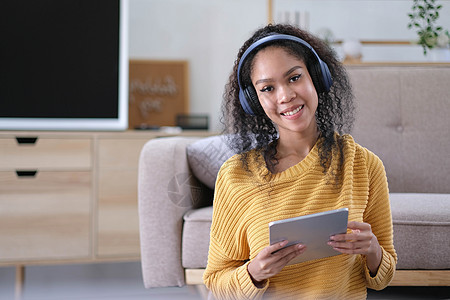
[282,105,303,116]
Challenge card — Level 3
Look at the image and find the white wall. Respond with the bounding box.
[128,0,450,131]
[128,0,266,131]
[274,0,450,62]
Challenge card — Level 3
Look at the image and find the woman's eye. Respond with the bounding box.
[290,74,302,82]
[260,86,274,92]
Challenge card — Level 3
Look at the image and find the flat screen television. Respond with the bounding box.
[0,0,129,131]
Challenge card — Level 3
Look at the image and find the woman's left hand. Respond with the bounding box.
[328,221,382,275]
[328,221,378,255]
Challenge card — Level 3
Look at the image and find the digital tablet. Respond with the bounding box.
[269,208,349,265]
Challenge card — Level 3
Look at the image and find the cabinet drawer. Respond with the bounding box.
[97,169,139,257]
[0,171,91,262]
[0,138,91,170]
[96,138,145,257]
[98,139,149,169]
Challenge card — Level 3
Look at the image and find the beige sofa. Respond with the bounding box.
[138,65,450,290]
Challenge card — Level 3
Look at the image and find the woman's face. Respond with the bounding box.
[250,46,318,137]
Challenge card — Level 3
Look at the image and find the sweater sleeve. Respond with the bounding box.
[203,161,269,300]
[361,148,398,290]
[203,236,269,300]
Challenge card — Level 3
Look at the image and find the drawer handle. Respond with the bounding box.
[16,137,38,144]
[16,170,38,177]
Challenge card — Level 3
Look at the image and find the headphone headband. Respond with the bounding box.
[237,33,333,115]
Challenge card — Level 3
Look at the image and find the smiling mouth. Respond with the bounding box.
[281,105,304,116]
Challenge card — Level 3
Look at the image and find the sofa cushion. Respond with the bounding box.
[186,135,236,189]
[390,193,450,269]
[181,193,450,270]
[182,206,213,269]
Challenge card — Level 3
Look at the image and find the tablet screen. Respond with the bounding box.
[269,208,349,265]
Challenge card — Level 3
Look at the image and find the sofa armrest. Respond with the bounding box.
[138,136,201,288]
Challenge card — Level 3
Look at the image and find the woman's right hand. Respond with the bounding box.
[247,240,306,287]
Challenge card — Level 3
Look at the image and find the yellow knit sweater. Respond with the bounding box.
[203,134,397,300]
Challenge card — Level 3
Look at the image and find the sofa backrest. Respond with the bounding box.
[347,65,450,193]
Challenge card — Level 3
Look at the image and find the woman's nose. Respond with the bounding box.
[277,85,295,103]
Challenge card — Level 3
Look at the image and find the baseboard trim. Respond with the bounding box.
[389,270,450,286]
[185,269,450,287]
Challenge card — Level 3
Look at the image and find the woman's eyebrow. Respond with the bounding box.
[255,78,272,86]
[284,66,303,77]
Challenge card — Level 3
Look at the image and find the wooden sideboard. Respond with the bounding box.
[0,130,214,297]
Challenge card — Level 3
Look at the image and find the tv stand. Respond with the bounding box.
[0,130,213,298]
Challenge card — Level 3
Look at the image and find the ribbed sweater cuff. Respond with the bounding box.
[236,261,269,299]
[365,247,395,290]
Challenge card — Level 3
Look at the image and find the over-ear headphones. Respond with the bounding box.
[237,33,333,115]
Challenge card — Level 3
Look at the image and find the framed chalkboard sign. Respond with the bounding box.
[128,60,189,128]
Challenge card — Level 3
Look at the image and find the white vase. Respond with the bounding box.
[428,48,450,62]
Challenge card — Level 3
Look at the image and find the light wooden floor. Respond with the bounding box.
[0,262,448,300]
[0,262,200,300]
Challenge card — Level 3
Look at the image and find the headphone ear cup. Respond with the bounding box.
[239,88,254,115]
[309,63,324,93]
[244,86,265,116]
[309,61,333,93]
[319,61,333,92]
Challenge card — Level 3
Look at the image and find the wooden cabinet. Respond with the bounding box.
[0,171,91,261]
[97,138,149,258]
[0,135,92,264]
[0,130,213,266]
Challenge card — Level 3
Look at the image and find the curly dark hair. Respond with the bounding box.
[221,24,355,182]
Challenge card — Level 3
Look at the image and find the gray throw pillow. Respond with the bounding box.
[186,135,236,189]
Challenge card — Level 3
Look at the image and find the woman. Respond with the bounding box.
[203,24,397,300]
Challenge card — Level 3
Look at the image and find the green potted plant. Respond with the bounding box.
[407,0,450,55]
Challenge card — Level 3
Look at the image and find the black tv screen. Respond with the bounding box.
[0,0,129,130]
